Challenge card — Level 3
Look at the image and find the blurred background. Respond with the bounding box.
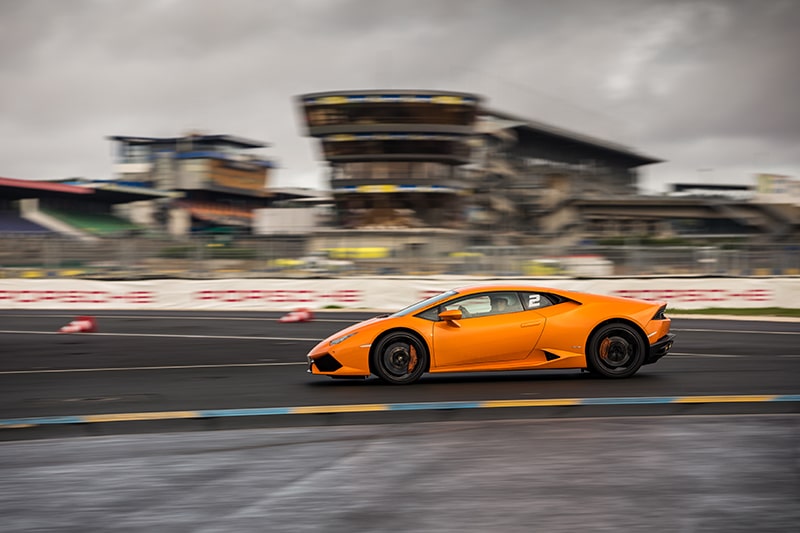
[1,0,798,280]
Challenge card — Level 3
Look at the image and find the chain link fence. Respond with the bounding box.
[1,235,798,279]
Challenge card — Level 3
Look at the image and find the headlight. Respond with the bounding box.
[330,332,357,346]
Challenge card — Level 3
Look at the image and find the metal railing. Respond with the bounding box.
[1,235,798,279]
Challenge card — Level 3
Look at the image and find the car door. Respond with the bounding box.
[431,291,545,369]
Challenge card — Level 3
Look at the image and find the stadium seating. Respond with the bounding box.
[0,211,52,235]
[41,209,142,236]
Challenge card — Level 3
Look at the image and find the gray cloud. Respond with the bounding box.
[1,0,798,193]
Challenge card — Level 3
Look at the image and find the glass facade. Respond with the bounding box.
[331,161,459,182]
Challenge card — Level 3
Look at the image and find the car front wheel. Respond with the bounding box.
[372,332,428,385]
[587,323,646,378]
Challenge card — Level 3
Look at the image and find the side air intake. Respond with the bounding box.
[544,351,560,361]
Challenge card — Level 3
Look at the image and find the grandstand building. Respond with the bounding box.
[108,133,277,235]
[299,90,800,247]
[0,176,180,277]
[469,110,662,244]
[475,113,798,243]
[0,176,175,241]
[297,89,669,250]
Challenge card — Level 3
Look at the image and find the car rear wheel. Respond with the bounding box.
[587,323,646,378]
[372,332,428,385]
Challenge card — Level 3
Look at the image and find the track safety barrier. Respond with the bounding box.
[1,277,800,311]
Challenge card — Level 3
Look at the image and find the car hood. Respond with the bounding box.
[318,314,392,345]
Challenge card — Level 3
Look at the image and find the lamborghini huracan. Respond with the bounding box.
[306,284,675,384]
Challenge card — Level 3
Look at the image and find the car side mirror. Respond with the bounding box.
[438,309,462,325]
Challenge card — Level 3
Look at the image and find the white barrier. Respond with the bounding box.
[0,277,798,311]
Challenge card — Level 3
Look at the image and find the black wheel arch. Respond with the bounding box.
[369,328,431,376]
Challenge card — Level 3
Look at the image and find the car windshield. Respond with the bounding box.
[389,290,458,317]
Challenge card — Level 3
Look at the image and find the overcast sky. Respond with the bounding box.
[1,0,798,193]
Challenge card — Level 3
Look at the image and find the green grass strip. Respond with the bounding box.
[671,307,800,317]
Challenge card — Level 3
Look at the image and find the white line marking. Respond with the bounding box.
[0,362,307,375]
[670,352,744,358]
[3,355,795,375]
[670,352,800,358]
[675,328,800,335]
[0,330,322,341]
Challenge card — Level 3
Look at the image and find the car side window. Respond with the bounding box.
[442,294,491,318]
[439,292,524,318]
[416,295,489,321]
[417,291,562,321]
[486,292,523,315]
[520,292,555,310]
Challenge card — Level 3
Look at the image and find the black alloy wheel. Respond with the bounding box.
[372,332,428,385]
[587,323,646,378]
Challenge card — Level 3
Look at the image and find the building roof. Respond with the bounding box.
[482,108,662,167]
[299,89,481,106]
[107,134,269,149]
[1,176,181,204]
[0,176,94,199]
[68,181,183,203]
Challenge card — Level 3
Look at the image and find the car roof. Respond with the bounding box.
[453,284,563,295]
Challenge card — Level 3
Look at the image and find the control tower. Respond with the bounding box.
[298,90,482,230]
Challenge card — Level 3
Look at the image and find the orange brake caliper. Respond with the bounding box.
[407,344,418,372]
[599,337,611,359]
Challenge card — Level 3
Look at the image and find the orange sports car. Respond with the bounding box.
[306,284,675,384]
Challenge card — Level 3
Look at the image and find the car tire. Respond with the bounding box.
[587,323,646,378]
[372,331,428,385]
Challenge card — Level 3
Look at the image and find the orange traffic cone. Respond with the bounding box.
[58,316,97,334]
[278,308,314,323]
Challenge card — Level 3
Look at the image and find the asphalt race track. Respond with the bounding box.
[0,310,798,428]
[1,310,798,531]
